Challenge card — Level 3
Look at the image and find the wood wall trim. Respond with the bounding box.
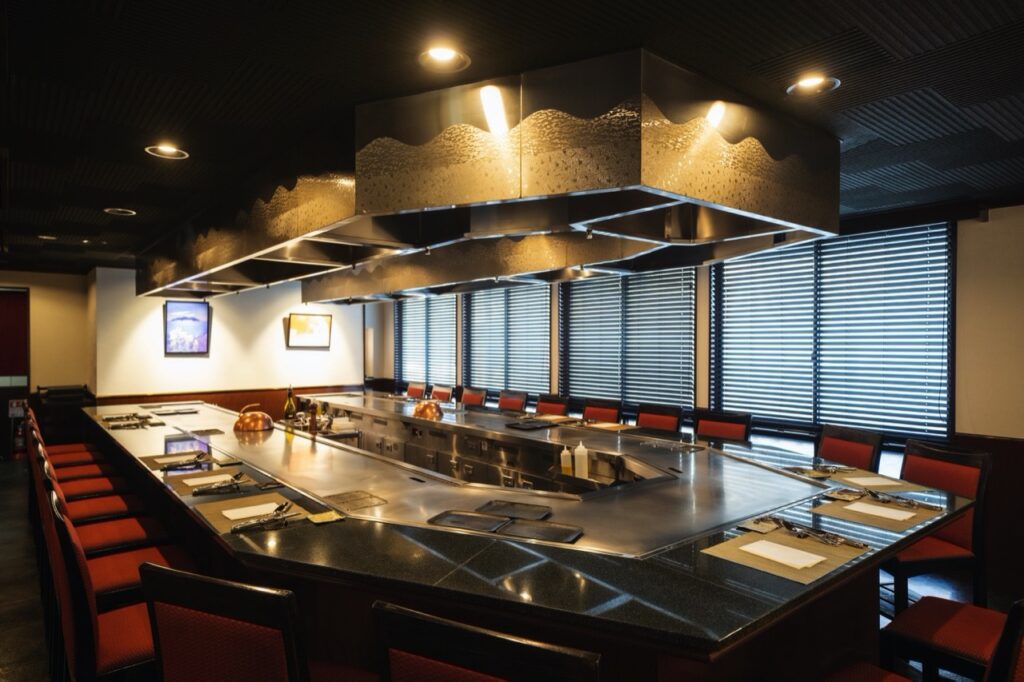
[96,384,363,420]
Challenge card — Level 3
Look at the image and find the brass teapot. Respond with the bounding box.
[234,403,274,432]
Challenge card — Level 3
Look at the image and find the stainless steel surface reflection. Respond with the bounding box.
[86,398,827,557]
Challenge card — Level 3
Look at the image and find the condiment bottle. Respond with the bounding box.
[560,445,572,476]
[573,441,589,479]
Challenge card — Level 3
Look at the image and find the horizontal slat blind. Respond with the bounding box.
[818,225,950,436]
[718,243,816,423]
[565,277,622,399]
[565,268,696,405]
[466,288,506,389]
[623,268,696,408]
[506,285,551,393]
[397,299,426,383]
[425,296,457,386]
[396,297,457,385]
[713,224,951,437]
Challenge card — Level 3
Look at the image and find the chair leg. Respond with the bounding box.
[921,660,939,682]
[973,566,988,608]
[893,569,909,614]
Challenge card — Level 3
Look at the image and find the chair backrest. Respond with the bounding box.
[582,398,621,423]
[986,598,1024,682]
[693,408,751,442]
[497,391,527,412]
[535,394,567,417]
[406,383,426,399]
[140,563,310,682]
[373,601,600,682]
[49,491,102,679]
[431,385,453,402]
[816,424,883,472]
[901,440,989,556]
[461,387,487,407]
[636,403,682,432]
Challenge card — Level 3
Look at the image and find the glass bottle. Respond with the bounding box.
[283,385,297,420]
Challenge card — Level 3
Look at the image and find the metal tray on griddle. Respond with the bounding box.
[475,500,552,520]
[506,419,555,431]
[427,510,510,533]
[497,519,583,543]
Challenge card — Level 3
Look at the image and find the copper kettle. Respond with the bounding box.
[234,403,274,432]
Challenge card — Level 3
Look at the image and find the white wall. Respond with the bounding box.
[955,206,1024,438]
[94,268,363,397]
[0,270,91,388]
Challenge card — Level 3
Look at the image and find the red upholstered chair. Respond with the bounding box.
[636,403,682,433]
[693,408,752,443]
[373,601,600,681]
[497,390,527,412]
[461,387,487,407]
[140,563,367,682]
[535,394,568,417]
[987,598,1024,682]
[882,439,990,613]
[406,382,426,399]
[30,424,105,467]
[582,398,621,424]
[880,597,1020,680]
[49,493,157,679]
[816,424,883,472]
[430,385,454,402]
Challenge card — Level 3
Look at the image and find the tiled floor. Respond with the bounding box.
[0,460,49,681]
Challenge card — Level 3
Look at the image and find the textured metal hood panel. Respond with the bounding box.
[354,50,838,233]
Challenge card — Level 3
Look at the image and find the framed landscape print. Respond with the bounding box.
[286,313,332,348]
[164,301,211,355]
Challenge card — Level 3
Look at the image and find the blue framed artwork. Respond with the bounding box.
[164,301,211,355]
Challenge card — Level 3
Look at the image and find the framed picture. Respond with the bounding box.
[164,301,211,355]
[286,313,332,348]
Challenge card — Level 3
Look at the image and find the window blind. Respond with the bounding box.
[464,285,550,393]
[817,225,950,436]
[712,224,951,437]
[716,243,816,423]
[563,268,696,407]
[395,296,457,385]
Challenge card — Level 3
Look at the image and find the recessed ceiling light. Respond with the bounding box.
[38,235,57,241]
[786,73,841,95]
[82,239,91,245]
[418,45,471,73]
[144,143,189,159]
[104,207,137,216]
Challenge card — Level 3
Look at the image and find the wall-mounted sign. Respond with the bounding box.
[286,313,332,349]
[164,301,211,355]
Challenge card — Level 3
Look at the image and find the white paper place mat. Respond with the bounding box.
[701,528,868,584]
[184,473,235,487]
[812,498,942,531]
[844,501,916,521]
[222,502,280,520]
[831,469,927,492]
[739,540,826,569]
[193,492,302,534]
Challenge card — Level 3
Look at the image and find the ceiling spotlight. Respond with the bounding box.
[786,73,841,95]
[144,143,189,159]
[82,239,91,245]
[418,45,471,73]
[104,207,137,216]
[38,235,57,241]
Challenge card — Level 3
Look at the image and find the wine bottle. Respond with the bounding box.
[283,385,297,420]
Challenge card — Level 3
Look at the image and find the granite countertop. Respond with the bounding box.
[83,400,970,657]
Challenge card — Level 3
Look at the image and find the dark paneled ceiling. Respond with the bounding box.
[2,0,1023,273]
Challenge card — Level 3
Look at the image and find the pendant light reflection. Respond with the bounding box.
[705,100,726,129]
[480,85,509,135]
